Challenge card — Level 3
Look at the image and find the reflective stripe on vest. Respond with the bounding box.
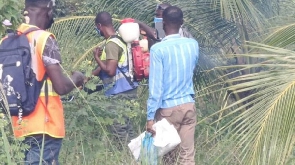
[40,79,59,97]
[100,37,127,67]
[99,36,137,96]
[101,70,132,85]
[11,24,65,138]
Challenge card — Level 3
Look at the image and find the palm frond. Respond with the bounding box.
[49,11,230,92]
[203,42,295,164]
[263,23,295,49]
[49,16,122,71]
[216,0,272,30]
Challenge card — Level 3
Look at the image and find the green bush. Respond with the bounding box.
[0,0,22,36]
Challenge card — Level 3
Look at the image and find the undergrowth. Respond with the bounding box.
[0,84,240,165]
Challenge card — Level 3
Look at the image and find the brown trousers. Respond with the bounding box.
[155,102,196,165]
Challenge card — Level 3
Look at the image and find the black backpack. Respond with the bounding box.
[0,28,47,121]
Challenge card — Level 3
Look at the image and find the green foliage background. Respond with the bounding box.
[2,0,295,164]
[0,0,22,35]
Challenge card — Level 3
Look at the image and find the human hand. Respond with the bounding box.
[77,77,91,90]
[71,71,86,88]
[148,30,160,41]
[93,47,103,59]
[146,120,156,136]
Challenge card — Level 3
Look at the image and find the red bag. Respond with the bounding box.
[131,41,150,81]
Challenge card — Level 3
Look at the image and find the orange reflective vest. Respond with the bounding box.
[11,24,65,138]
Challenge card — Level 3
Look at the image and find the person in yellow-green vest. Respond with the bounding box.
[92,11,138,149]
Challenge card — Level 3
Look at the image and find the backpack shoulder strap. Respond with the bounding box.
[0,27,40,45]
[109,35,135,87]
[110,35,126,45]
[108,35,127,50]
[21,27,40,35]
[21,27,49,107]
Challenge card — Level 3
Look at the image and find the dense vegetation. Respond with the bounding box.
[1,0,295,164]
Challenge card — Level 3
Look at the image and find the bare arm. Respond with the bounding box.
[43,36,85,95]
[46,65,84,95]
[135,20,161,49]
[135,20,159,41]
[93,41,121,77]
[92,66,101,76]
[94,57,117,77]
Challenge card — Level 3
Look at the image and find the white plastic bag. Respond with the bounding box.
[152,118,181,156]
[140,132,158,165]
[128,131,146,160]
[128,118,181,160]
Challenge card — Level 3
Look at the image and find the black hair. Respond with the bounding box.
[162,6,183,26]
[25,0,53,8]
[95,11,113,26]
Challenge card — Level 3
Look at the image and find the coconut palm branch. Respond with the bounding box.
[51,0,290,101]
[200,42,295,164]
[33,0,295,164]
[263,22,295,49]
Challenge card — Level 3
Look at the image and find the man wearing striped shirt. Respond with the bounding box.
[146,6,199,165]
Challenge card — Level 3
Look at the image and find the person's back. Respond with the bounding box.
[150,36,198,105]
[146,6,198,165]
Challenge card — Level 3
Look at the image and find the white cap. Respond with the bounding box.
[2,19,12,26]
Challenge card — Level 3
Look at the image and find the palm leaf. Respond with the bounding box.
[202,42,295,164]
[49,16,128,72]
[263,23,295,49]
[216,0,271,30]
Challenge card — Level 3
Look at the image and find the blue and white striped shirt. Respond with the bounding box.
[147,34,199,120]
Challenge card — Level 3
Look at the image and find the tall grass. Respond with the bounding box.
[0,81,229,165]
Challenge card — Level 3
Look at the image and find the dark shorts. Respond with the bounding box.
[24,134,62,165]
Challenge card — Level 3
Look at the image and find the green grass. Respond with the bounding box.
[0,84,240,165]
